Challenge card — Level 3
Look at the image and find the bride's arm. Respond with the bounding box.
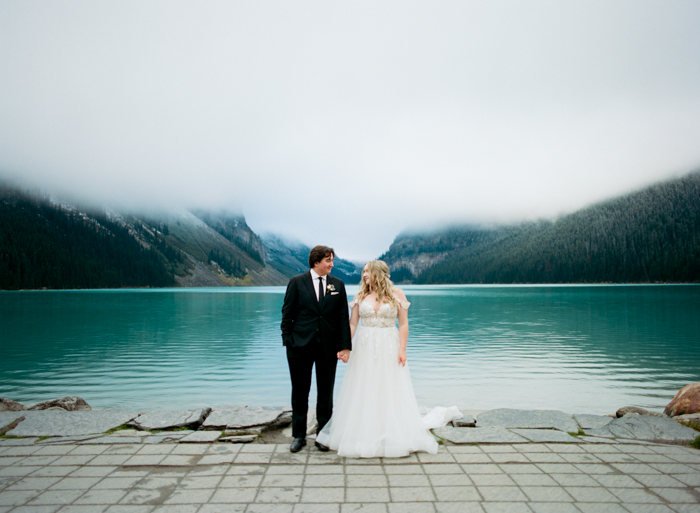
[338,294,360,363]
[394,289,409,367]
[349,293,360,340]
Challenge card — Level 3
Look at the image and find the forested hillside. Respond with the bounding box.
[382,170,700,284]
[0,188,175,289]
[0,186,295,289]
[0,185,360,290]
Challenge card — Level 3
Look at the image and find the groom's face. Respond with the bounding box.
[313,255,334,277]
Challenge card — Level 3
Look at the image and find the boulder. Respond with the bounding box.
[616,406,666,418]
[664,383,700,417]
[0,398,26,412]
[28,396,91,411]
[674,412,700,424]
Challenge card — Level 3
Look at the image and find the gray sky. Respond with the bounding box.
[1,1,699,261]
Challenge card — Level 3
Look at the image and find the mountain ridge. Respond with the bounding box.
[381,170,700,284]
[0,185,358,290]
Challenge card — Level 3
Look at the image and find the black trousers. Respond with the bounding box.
[286,339,338,439]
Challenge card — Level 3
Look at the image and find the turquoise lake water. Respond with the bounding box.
[1,285,699,415]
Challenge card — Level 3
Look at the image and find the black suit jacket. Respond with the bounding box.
[281,272,352,354]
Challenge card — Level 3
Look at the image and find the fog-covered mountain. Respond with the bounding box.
[261,233,360,284]
[381,170,700,284]
[5,167,698,289]
[0,185,357,290]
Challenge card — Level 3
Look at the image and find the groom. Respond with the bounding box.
[281,245,352,452]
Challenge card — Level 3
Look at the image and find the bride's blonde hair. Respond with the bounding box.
[358,260,398,308]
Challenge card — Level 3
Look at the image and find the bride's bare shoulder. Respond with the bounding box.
[392,288,407,301]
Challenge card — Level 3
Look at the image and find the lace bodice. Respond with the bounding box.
[351,298,410,328]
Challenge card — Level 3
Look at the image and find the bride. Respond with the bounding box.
[316,260,458,458]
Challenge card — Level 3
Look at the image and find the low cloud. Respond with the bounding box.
[2,1,699,261]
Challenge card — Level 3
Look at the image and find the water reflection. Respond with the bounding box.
[1,285,698,414]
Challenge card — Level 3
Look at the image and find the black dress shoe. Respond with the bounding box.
[290,438,306,453]
[314,441,329,452]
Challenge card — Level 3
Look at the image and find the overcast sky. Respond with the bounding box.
[1,1,699,261]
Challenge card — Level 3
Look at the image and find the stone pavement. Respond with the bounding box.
[2,439,700,513]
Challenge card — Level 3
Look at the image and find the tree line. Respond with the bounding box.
[386,170,700,284]
[0,190,175,290]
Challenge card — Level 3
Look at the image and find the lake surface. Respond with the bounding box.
[1,285,699,415]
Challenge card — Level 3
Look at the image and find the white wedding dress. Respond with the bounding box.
[316,298,459,458]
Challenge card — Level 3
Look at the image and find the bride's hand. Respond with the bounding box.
[398,351,407,367]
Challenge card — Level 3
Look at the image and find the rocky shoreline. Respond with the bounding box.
[2,397,699,448]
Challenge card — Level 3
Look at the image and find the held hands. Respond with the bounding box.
[337,349,350,363]
[398,350,407,367]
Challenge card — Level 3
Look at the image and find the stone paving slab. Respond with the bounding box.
[585,413,698,442]
[129,409,211,431]
[202,406,287,430]
[433,426,529,444]
[0,440,699,511]
[6,410,140,437]
[477,408,580,432]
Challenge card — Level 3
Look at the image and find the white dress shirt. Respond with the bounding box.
[309,269,326,301]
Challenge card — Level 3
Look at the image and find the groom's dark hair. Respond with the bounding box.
[309,245,335,268]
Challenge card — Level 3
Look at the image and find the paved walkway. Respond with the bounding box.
[1,439,700,512]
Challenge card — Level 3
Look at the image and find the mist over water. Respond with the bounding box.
[1,285,698,415]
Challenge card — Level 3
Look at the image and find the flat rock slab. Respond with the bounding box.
[0,437,39,446]
[0,412,25,433]
[453,414,476,427]
[580,436,618,444]
[584,413,698,442]
[510,429,582,443]
[675,413,700,423]
[477,408,579,432]
[84,436,150,445]
[37,435,105,444]
[434,426,528,444]
[180,431,221,443]
[203,405,285,430]
[143,431,193,444]
[129,408,211,431]
[6,410,140,437]
[221,435,257,443]
[573,414,613,430]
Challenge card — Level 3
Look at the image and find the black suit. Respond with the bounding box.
[281,271,352,438]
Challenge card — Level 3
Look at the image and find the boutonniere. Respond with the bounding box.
[326,284,336,293]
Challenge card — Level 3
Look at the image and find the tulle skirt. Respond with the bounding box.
[316,325,439,458]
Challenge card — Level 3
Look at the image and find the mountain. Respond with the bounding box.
[261,234,361,284]
[0,184,355,290]
[0,186,176,290]
[381,170,700,284]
